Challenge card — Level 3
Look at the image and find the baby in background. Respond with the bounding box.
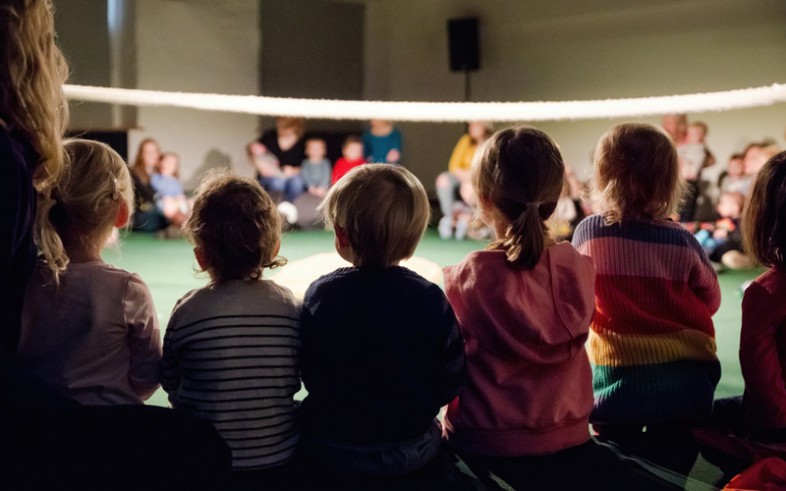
[330,135,365,185]
[160,171,301,476]
[300,138,331,198]
[17,139,161,405]
[299,165,464,478]
[151,151,190,221]
[719,153,747,195]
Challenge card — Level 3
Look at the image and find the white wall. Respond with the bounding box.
[131,0,261,188]
[365,0,786,188]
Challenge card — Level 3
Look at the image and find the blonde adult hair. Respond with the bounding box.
[0,0,69,191]
[321,164,430,268]
[37,139,135,279]
[594,123,684,224]
[185,170,285,282]
[472,126,565,270]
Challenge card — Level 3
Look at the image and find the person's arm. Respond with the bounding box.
[435,293,465,406]
[159,299,185,404]
[740,280,786,429]
[687,241,722,314]
[125,274,162,400]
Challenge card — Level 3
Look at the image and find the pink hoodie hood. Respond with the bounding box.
[443,242,595,457]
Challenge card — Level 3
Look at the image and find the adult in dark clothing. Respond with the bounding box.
[247,116,307,202]
[0,2,229,489]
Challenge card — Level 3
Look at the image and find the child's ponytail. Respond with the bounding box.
[474,126,565,270]
[499,202,554,269]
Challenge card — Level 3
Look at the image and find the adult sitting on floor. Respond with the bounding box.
[247,116,307,203]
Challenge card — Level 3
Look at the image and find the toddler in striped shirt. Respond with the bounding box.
[160,170,301,480]
[572,123,721,436]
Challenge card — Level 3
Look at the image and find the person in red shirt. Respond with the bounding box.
[331,135,365,185]
[739,150,786,443]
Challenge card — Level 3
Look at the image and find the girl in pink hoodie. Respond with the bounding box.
[443,126,662,489]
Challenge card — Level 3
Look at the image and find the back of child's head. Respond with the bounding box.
[473,126,565,270]
[185,170,284,282]
[321,164,429,268]
[37,138,134,277]
[743,150,786,268]
[595,123,683,223]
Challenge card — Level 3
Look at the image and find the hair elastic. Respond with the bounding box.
[527,201,543,210]
[110,175,120,201]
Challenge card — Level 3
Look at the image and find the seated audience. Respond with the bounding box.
[362,119,402,164]
[330,135,365,185]
[160,170,300,482]
[299,165,464,479]
[17,139,161,405]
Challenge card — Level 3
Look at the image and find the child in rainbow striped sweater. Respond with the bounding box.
[573,123,721,434]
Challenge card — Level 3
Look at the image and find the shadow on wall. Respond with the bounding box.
[185,149,232,192]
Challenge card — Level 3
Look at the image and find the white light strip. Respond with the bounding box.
[64,83,786,122]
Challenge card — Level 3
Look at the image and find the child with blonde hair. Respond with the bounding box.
[16,139,161,405]
[573,123,721,435]
[738,150,786,443]
[442,127,659,489]
[160,171,301,480]
[299,165,465,479]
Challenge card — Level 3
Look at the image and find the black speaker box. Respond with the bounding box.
[448,17,480,72]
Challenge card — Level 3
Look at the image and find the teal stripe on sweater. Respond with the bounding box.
[591,360,721,425]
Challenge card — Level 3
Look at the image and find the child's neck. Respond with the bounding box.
[63,235,106,264]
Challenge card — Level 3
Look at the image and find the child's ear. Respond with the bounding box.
[334,225,350,250]
[194,246,209,271]
[273,239,281,258]
[114,201,130,228]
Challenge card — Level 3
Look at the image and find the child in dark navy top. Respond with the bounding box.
[300,164,465,478]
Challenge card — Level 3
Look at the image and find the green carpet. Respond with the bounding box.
[104,230,761,408]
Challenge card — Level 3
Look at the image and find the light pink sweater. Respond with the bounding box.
[443,243,595,457]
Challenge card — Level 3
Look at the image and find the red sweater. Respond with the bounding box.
[443,243,595,457]
[741,268,786,430]
[330,158,365,185]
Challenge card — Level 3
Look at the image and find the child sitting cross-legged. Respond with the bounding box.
[160,171,301,486]
[299,164,465,480]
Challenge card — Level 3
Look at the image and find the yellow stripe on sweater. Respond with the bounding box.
[588,328,718,367]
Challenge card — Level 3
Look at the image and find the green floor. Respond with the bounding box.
[104,230,761,408]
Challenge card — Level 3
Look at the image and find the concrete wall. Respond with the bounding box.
[54,0,113,128]
[130,0,260,187]
[364,0,786,188]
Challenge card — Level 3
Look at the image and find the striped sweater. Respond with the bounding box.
[160,279,301,470]
[572,215,721,425]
